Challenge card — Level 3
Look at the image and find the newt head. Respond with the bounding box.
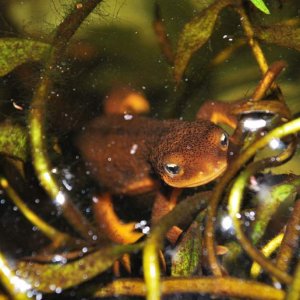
[150,120,229,188]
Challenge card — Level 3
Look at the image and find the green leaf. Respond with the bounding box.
[255,25,300,51]
[250,0,270,14]
[171,213,204,276]
[251,175,300,245]
[16,244,140,293]
[0,122,28,161]
[173,0,232,83]
[0,38,51,76]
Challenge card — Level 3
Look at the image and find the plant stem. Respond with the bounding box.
[276,200,300,272]
[250,233,284,278]
[0,252,31,300]
[28,1,103,240]
[0,176,77,248]
[143,191,210,300]
[236,3,268,74]
[228,147,298,284]
[236,3,283,100]
[286,257,300,300]
[205,119,298,276]
[94,277,285,299]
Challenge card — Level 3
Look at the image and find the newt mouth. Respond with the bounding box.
[165,163,227,188]
[184,164,227,187]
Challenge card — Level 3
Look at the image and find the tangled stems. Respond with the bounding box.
[250,171,300,246]
[28,1,103,240]
[204,118,299,276]
[204,59,291,275]
[143,192,210,300]
[228,155,300,283]
[94,277,285,299]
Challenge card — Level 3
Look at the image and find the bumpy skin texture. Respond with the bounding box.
[75,115,228,194]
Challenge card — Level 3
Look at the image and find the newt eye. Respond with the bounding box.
[164,163,181,177]
[220,132,229,149]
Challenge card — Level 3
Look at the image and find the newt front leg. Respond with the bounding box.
[93,193,144,244]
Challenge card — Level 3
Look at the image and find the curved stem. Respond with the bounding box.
[153,3,174,65]
[228,159,296,284]
[28,1,103,240]
[0,176,77,248]
[0,251,31,300]
[251,61,287,101]
[286,258,300,300]
[236,3,282,100]
[209,38,245,67]
[236,3,268,74]
[94,277,285,300]
[250,172,300,245]
[276,200,300,272]
[204,118,299,276]
[231,100,291,119]
[250,233,284,279]
[143,191,210,300]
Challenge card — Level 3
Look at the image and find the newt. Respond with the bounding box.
[75,115,229,195]
[74,114,229,245]
[74,61,290,246]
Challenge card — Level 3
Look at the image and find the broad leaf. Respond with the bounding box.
[0,122,28,161]
[250,0,270,14]
[171,213,204,276]
[174,0,232,83]
[251,174,300,245]
[0,38,51,76]
[255,25,300,52]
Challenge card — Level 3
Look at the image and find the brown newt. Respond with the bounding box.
[75,115,229,196]
[73,61,290,247]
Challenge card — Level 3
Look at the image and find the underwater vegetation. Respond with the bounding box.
[0,0,300,299]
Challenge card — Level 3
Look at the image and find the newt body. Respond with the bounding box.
[73,61,290,246]
[75,115,229,194]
